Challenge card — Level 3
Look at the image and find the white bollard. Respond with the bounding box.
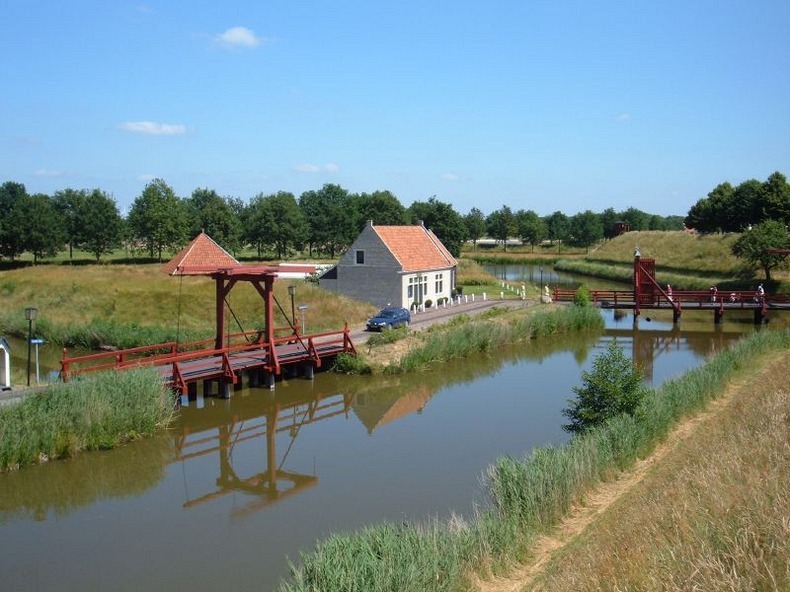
[500,291,504,299]
[472,293,475,302]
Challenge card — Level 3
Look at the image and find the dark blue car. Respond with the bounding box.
[366,306,411,331]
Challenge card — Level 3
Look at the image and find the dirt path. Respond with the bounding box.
[473,379,746,592]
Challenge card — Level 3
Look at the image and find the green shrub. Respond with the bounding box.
[573,285,592,307]
[562,341,647,433]
[331,353,372,375]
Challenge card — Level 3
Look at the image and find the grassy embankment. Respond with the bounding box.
[0,263,378,351]
[464,232,760,292]
[526,349,790,591]
[465,230,790,294]
[0,369,175,472]
[279,328,790,592]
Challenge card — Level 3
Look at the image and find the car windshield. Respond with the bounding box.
[378,310,398,318]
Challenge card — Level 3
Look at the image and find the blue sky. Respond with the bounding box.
[3,1,789,217]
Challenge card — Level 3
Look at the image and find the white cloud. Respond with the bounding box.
[137,173,156,182]
[294,163,340,174]
[616,113,631,123]
[215,26,261,48]
[119,121,186,135]
[440,172,461,181]
[33,168,64,178]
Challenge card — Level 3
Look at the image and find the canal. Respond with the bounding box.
[0,265,781,591]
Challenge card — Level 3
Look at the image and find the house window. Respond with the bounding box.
[355,250,365,264]
[434,273,443,294]
[408,275,428,303]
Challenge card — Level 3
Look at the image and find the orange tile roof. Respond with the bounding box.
[161,231,240,276]
[373,224,457,272]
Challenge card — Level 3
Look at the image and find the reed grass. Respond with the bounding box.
[390,305,604,373]
[279,328,790,592]
[0,369,175,471]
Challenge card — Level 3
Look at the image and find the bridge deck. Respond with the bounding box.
[61,328,355,393]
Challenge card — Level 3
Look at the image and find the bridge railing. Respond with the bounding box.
[60,325,303,380]
[552,288,789,308]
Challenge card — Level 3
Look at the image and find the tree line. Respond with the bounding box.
[685,171,790,281]
[0,178,688,264]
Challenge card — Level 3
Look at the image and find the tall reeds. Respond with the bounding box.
[0,369,175,471]
[391,305,604,373]
[280,328,790,591]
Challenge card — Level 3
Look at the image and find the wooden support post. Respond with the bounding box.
[221,381,232,399]
[304,363,314,380]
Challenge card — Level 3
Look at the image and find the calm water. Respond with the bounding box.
[0,265,775,591]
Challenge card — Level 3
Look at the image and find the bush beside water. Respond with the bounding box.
[280,328,790,591]
[0,369,175,471]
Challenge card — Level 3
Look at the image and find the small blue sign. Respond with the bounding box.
[30,338,45,345]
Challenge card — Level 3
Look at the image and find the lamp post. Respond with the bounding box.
[539,266,544,288]
[24,307,37,387]
[298,304,308,334]
[287,285,297,331]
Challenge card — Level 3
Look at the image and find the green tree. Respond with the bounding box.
[463,207,487,250]
[299,184,355,257]
[244,193,275,258]
[618,207,651,231]
[569,210,604,252]
[730,179,763,230]
[249,191,309,258]
[731,220,790,282]
[127,179,188,261]
[408,196,467,257]
[544,211,570,252]
[53,188,88,260]
[0,181,28,259]
[77,189,123,262]
[515,209,547,252]
[351,190,409,230]
[562,341,647,434]
[186,188,242,254]
[486,205,516,250]
[8,193,65,263]
[761,171,790,225]
[600,207,620,239]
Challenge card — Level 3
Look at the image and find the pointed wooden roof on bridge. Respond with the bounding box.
[161,231,240,276]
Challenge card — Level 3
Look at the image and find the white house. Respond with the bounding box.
[319,220,458,309]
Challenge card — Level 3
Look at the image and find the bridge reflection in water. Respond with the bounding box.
[171,319,741,513]
[602,317,744,382]
[175,390,354,515]
[173,377,438,515]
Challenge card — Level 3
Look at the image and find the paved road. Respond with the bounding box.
[351,297,534,345]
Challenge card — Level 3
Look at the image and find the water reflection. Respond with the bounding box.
[0,302,766,592]
[0,433,170,524]
[175,391,353,514]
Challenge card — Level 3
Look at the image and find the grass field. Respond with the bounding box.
[527,351,790,591]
